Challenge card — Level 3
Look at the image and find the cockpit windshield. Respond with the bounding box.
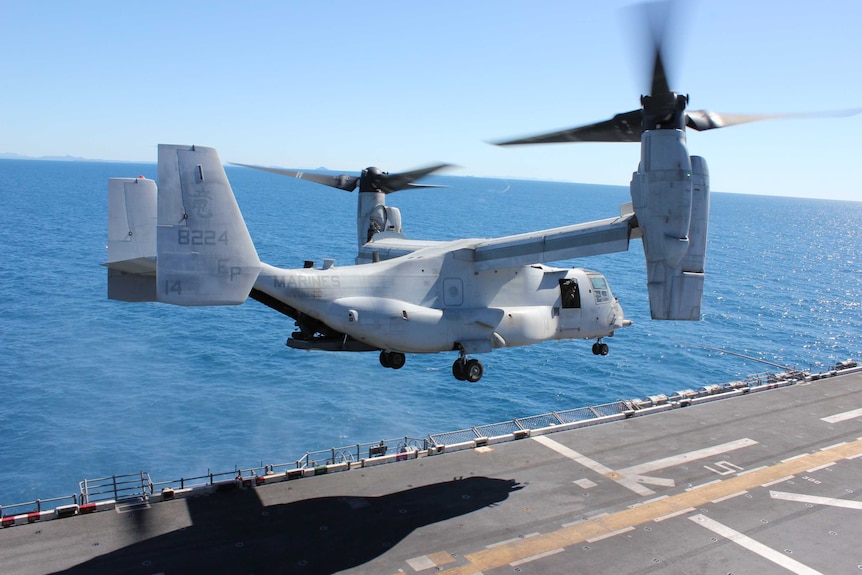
[589,275,610,304]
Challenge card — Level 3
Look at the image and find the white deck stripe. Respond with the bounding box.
[406,555,436,571]
[486,532,540,548]
[531,435,655,495]
[821,407,862,423]
[689,514,824,575]
[761,476,794,488]
[712,490,748,503]
[770,490,862,510]
[509,548,565,567]
[531,435,614,474]
[586,526,635,543]
[617,438,758,475]
[653,507,695,522]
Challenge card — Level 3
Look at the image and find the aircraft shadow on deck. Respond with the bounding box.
[54,476,522,575]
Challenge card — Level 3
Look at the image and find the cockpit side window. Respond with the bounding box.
[589,275,610,304]
[559,278,581,309]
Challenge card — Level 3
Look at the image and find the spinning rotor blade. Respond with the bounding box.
[231,162,359,191]
[494,0,858,147]
[685,109,862,131]
[497,107,862,146]
[232,162,452,194]
[641,0,674,97]
[495,110,643,145]
[684,111,788,132]
[373,164,453,194]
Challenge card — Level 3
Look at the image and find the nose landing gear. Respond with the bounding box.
[592,339,609,356]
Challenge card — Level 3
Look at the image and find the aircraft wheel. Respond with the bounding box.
[464,359,484,383]
[388,352,406,369]
[599,343,609,356]
[379,351,391,368]
[452,359,466,381]
[591,343,600,355]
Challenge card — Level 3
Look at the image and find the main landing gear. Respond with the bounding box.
[379,350,406,369]
[592,339,609,356]
[452,352,484,383]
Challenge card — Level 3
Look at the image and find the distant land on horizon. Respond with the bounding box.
[0,152,136,163]
[1,153,858,202]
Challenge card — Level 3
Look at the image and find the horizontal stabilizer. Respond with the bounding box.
[156,145,261,306]
[107,267,156,302]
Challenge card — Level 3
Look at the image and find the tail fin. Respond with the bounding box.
[156,144,261,305]
[105,177,158,302]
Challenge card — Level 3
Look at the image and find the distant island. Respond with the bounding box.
[0,152,131,163]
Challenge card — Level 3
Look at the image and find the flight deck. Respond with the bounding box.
[1,366,860,574]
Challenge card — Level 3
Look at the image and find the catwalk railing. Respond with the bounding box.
[3,364,857,524]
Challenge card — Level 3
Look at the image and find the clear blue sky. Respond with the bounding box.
[2,1,859,200]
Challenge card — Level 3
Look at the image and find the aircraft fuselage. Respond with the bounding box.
[254,240,626,354]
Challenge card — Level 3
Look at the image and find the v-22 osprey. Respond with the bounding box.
[104,144,643,382]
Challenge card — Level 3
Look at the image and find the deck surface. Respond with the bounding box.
[2,372,861,574]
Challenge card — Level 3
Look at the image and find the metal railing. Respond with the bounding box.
[150,470,240,493]
[429,399,633,446]
[294,436,429,469]
[79,472,153,504]
[1,366,827,522]
[0,494,78,518]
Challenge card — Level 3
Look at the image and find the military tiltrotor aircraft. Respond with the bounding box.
[105,146,632,382]
[104,4,841,381]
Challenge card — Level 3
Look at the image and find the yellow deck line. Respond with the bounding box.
[438,438,862,575]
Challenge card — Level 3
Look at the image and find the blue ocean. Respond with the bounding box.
[0,159,860,507]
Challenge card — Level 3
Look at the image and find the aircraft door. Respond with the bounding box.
[558,278,582,331]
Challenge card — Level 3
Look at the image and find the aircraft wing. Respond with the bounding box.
[357,236,447,263]
[471,209,635,271]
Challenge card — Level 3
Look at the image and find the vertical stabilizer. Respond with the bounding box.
[105,177,158,301]
[156,144,261,306]
[107,177,157,263]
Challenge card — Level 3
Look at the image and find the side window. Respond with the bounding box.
[559,279,581,309]
[590,275,610,304]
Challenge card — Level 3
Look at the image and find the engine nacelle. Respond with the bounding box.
[631,130,709,320]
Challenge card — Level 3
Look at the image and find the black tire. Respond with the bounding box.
[600,343,609,356]
[379,351,391,368]
[465,359,484,382]
[592,342,600,355]
[389,352,406,369]
[452,359,466,381]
